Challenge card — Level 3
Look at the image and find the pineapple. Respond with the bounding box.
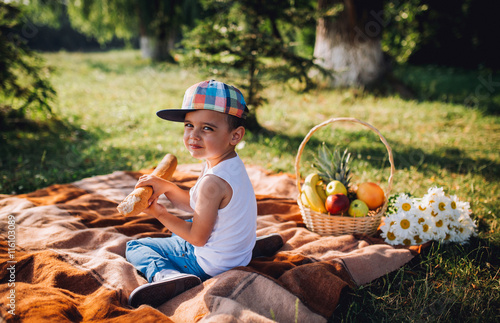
[313,143,354,198]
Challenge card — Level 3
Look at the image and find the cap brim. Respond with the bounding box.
[156,109,195,122]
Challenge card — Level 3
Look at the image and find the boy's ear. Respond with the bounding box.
[230,126,245,145]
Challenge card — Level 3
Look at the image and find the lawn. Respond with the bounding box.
[1,50,499,321]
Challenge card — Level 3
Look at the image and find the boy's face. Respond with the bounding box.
[183,110,243,164]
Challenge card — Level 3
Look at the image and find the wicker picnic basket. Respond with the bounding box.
[295,117,396,236]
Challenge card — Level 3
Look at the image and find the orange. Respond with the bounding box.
[356,182,385,209]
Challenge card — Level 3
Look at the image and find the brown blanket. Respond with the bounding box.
[0,164,419,322]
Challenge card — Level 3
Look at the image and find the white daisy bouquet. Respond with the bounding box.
[380,187,477,246]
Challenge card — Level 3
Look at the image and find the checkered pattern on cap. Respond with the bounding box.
[182,80,247,119]
[156,80,248,122]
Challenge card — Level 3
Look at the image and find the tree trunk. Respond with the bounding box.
[314,0,385,87]
[140,29,176,62]
[136,0,177,62]
[244,56,264,133]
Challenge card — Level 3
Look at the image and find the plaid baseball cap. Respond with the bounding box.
[157,80,248,122]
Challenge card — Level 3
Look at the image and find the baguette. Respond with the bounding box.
[117,154,177,216]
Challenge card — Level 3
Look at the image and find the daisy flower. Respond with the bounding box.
[415,199,430,213]
[449,195,460,213]
[428,206,440,218]
[442,223,458,243]
[427,186,445,198]
[458,215,477,238]
[405,234,426,246]
[421,187,442,204]
[416,215,434,242]
[447,223,468,243]
[381,228,403,246]
[449,195,472,218]
[380,216,395,233]
[380,215,402,245]
[391,211,419,240]
[429,213,448,240]
[457,199,472,216]
[443,211,459,227]
[394,194,417,214]
[430,195,453,216]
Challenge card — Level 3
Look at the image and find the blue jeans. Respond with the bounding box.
[126,234,211,283]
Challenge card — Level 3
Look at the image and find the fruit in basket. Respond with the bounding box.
[356,182,385,209]
[302,173,327,213]
[314,143,352,192]
[316,180,328,202]
[348,199,369,217]
[300,192,311,208]
[325,194,350,214]
[326,180,347,196]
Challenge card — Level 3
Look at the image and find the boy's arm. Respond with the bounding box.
[136,174,192,212]
[143,175,229,247]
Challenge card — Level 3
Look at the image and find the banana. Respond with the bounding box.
[300,192,311,208]
[303,173,327,213]
[316,179,327,202]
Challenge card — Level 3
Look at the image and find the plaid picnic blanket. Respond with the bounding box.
[0,164,420,322]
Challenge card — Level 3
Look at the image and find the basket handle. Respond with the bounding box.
[294,117,395,200]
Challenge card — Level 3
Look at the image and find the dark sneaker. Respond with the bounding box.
[251,233,284,258]
[128,273,201,308]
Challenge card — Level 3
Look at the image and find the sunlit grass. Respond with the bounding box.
[2,49,498,232]
[1,49,498,321]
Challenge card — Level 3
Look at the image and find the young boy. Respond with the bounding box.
[126,80,282,308]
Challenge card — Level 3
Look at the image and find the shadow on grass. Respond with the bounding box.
[246,128,500,182]
[351,144,500,182]
[0,117,160,195]
[84,55,177,76]
[2,118,498,194]
[367,66,500,115]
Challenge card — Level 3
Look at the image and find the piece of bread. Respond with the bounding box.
[117,154,177,216]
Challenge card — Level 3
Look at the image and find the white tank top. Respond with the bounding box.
[190,155,257,276]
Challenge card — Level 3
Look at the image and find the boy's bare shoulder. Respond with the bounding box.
[196,174,232,209]
[197,174,232,197]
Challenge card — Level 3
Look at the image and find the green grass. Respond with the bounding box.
[334,237,500,322]
[393,65,500,115]
[1,50,499,321]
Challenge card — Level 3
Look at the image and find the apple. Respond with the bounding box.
[326,180,347,196]
[325,194,350,215]
[348,199,369,217]
[356,182,385,209]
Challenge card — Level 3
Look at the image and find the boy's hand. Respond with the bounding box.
[142,196,167,218]
[135,174,170,205]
